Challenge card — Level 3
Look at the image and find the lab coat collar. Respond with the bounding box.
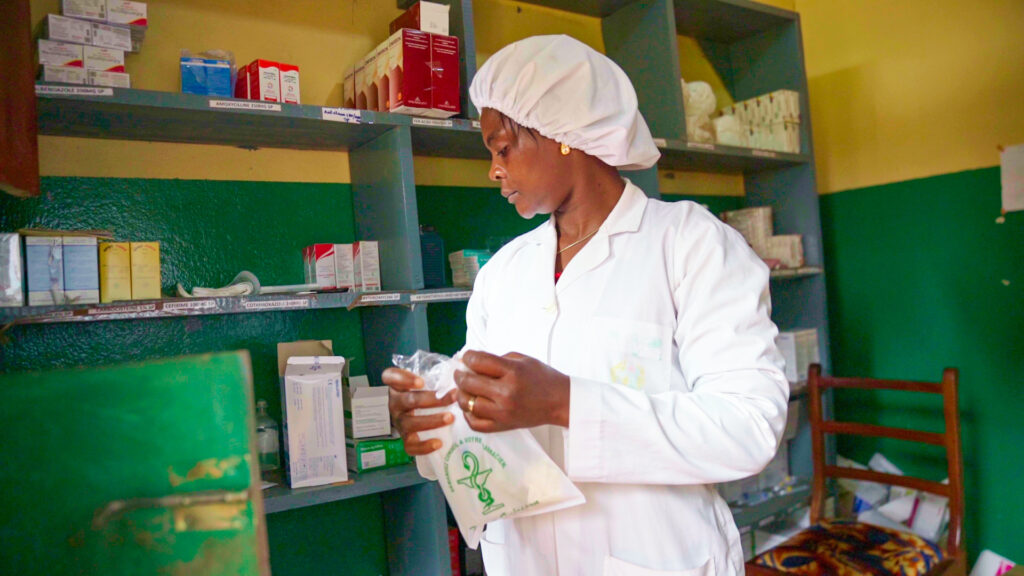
[552,178,648,293]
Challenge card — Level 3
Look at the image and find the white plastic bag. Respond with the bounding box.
[393,350,585,548]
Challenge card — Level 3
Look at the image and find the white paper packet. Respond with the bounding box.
[393,350,586,548]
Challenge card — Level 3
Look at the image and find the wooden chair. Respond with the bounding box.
[747,364,966,576]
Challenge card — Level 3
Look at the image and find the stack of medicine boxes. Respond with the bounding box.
[37,0,148,88]
[716,90,801,154]
[0,232,160,307]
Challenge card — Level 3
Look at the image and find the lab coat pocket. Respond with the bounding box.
[592,317,673,392]
[479,526,511,576]
[603,555,714,576]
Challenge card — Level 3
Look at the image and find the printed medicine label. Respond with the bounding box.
[358,293,401,304]
[210,100,282,112]
[87,303,157,316]
[321,107,361,124]
[163,300,217,312]
[686,142,716,151]
[751,149,778,158]
[36,85,113,97]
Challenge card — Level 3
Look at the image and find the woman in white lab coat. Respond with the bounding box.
[384,35,790,576]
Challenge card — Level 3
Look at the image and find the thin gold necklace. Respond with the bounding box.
[557,228,599,254]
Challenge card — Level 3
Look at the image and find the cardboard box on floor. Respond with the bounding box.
[277,340,349,488]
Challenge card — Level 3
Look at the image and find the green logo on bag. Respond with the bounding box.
[457,451,504,515]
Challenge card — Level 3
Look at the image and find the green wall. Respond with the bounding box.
[0,177,388,576]
[820,166,1024,561]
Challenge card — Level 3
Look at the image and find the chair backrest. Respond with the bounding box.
[807,363,964,558]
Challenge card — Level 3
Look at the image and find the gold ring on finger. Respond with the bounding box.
[467,395,476,414]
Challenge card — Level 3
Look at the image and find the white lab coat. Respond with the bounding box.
[446,180,789,575]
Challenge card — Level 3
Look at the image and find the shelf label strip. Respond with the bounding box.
[653,138,668,148]
[36,85,114,97]
[686,142,716,151]
[163,300,218,312]
[412,118,453,128]
[356,293,402,305]
[86,303,158,316]
[210,100,282,112]
[409,291,472,303]
[242,299,311,311]
[322,107,362,124]
[751,149,778,158]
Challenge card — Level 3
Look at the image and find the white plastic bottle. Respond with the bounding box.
[255,399,280,472]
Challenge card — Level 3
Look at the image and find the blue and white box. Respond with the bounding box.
[180,57,233,97]
[0,233,25,307]
[25,236,65,306]
[63,236,99,304]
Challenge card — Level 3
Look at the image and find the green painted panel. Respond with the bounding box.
[0,352,267,575]
[0,176,390,574]
[266,496,387,576]
[821,167,1024,562]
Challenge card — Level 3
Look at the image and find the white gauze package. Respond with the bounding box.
[393,351,585,548]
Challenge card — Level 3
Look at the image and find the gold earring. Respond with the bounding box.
[560,143,571,156]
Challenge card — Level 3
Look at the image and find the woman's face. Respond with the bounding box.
[480,108,571,219]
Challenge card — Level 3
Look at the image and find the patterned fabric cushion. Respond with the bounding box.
[753,520,944,576]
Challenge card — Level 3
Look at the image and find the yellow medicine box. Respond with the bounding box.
[99,242,131,303]
[129,242,161,300]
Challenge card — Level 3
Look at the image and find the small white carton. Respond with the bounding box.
[107,1,148,28]
[83,46,125,72]
[62,236,99,304]
[61,0,107,21]
[0,233,25,307]
[91,22,132,51]
[765,234,805,268]
[282,356,348,488]
[38,39,84,68]
[333,243,355,290]
[721,206,773,255]
[87,70,130,88]
[777,327,819,384]
[41,65,87,84]
[25,236,65,306]
[353,241,381,291]
[344,375,391,439]
[43,14,93,45]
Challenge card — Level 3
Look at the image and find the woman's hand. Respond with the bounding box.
[454,350,570,432]
[383,367,456,456]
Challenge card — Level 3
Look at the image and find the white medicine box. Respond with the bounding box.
[281,354,348,488]
[343,375,390,439]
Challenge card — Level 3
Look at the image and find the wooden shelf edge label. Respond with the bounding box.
[210,100,282,112]
[751,149,778,158]
[322,107,361,124]
[36,85,114,97]
[685,141,716,151]
[355,293,402,305]
[85,303,158,316]
[163,300,218,312]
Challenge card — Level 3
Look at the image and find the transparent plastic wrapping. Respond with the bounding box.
[393,350,585,548]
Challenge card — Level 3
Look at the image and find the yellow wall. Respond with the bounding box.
[796,0,1024,193]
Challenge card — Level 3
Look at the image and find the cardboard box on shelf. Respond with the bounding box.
[304,243,337,290]
[368,42,387,112]
[279,62,300,104]
[342,65,355,108]
[107,1,148,28]
[345,432,412,473]
[721,206,773,254]
[83,46,125,72]
[42,14,93,46]
[61,0,106,22]
[449,249,490,288]
[429,33,460,118]
[99,241,131,303]
[38,39,84,68]
[88,69,130,88]
[91,22,132,51]
[234,62,248,99]
[385,28,432,116]
[180,56,231,96]
[765,234,804,268]
[353,56,368,110]
[389,1,451,36]
[333,243,355,291]
[776,328,819,384]
[247,59,280,102]
[129,241,160,300]
[343,375,390,439]
[0,234,25,307]
[278,341,349,488]
[41,65,87,84]
[353,241,381,292]
[62,236,99,304]
[25,236,64,306]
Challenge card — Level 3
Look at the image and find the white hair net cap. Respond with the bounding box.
[470,34,661,171]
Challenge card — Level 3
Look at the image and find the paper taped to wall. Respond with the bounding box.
[1000,143,1024,213]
